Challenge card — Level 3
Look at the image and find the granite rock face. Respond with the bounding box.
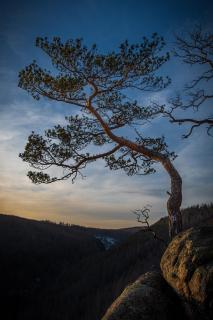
[160,226,213,318]
[102,271,183,320]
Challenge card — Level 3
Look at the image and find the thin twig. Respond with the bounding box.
[132,205,167,246]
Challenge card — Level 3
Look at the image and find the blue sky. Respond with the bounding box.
[0,0,213,228]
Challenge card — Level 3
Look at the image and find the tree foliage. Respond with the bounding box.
[19,35,175,184]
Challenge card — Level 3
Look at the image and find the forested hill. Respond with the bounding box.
[0,203,212,320]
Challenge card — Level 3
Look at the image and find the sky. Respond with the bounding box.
[0,0,213,228]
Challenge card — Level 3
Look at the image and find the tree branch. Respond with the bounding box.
[27,144,121,184]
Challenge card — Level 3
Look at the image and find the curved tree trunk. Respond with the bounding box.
[162,159,182,239]
[87,92,183,239]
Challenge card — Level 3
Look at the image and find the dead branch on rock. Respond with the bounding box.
[132,205,167,246]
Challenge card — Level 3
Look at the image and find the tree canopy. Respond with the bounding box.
[19,34,182,238]
[19,35,174,184]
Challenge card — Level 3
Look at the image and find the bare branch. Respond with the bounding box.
[132,206,167,245]
[164,26,213,137]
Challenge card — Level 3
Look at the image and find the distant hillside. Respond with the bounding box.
[0,203,212,320]
[182,203,213,228]
[0,214,104,320]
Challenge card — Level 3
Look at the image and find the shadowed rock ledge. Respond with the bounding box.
[102,226,213,320]
[102,271,184,320]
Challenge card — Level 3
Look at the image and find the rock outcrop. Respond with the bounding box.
[102,271,184,320]
[102,226,213,320]
[160,226,213,318]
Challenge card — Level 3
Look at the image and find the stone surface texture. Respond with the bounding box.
[102,271,182,320]
[160,226,213,317]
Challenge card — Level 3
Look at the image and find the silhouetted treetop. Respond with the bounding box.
[19,35,170,99]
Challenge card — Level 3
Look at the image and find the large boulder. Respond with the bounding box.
[102,271,184,320]
[160,226,213,318]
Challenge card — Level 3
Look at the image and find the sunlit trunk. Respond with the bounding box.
[163,159,182,239]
